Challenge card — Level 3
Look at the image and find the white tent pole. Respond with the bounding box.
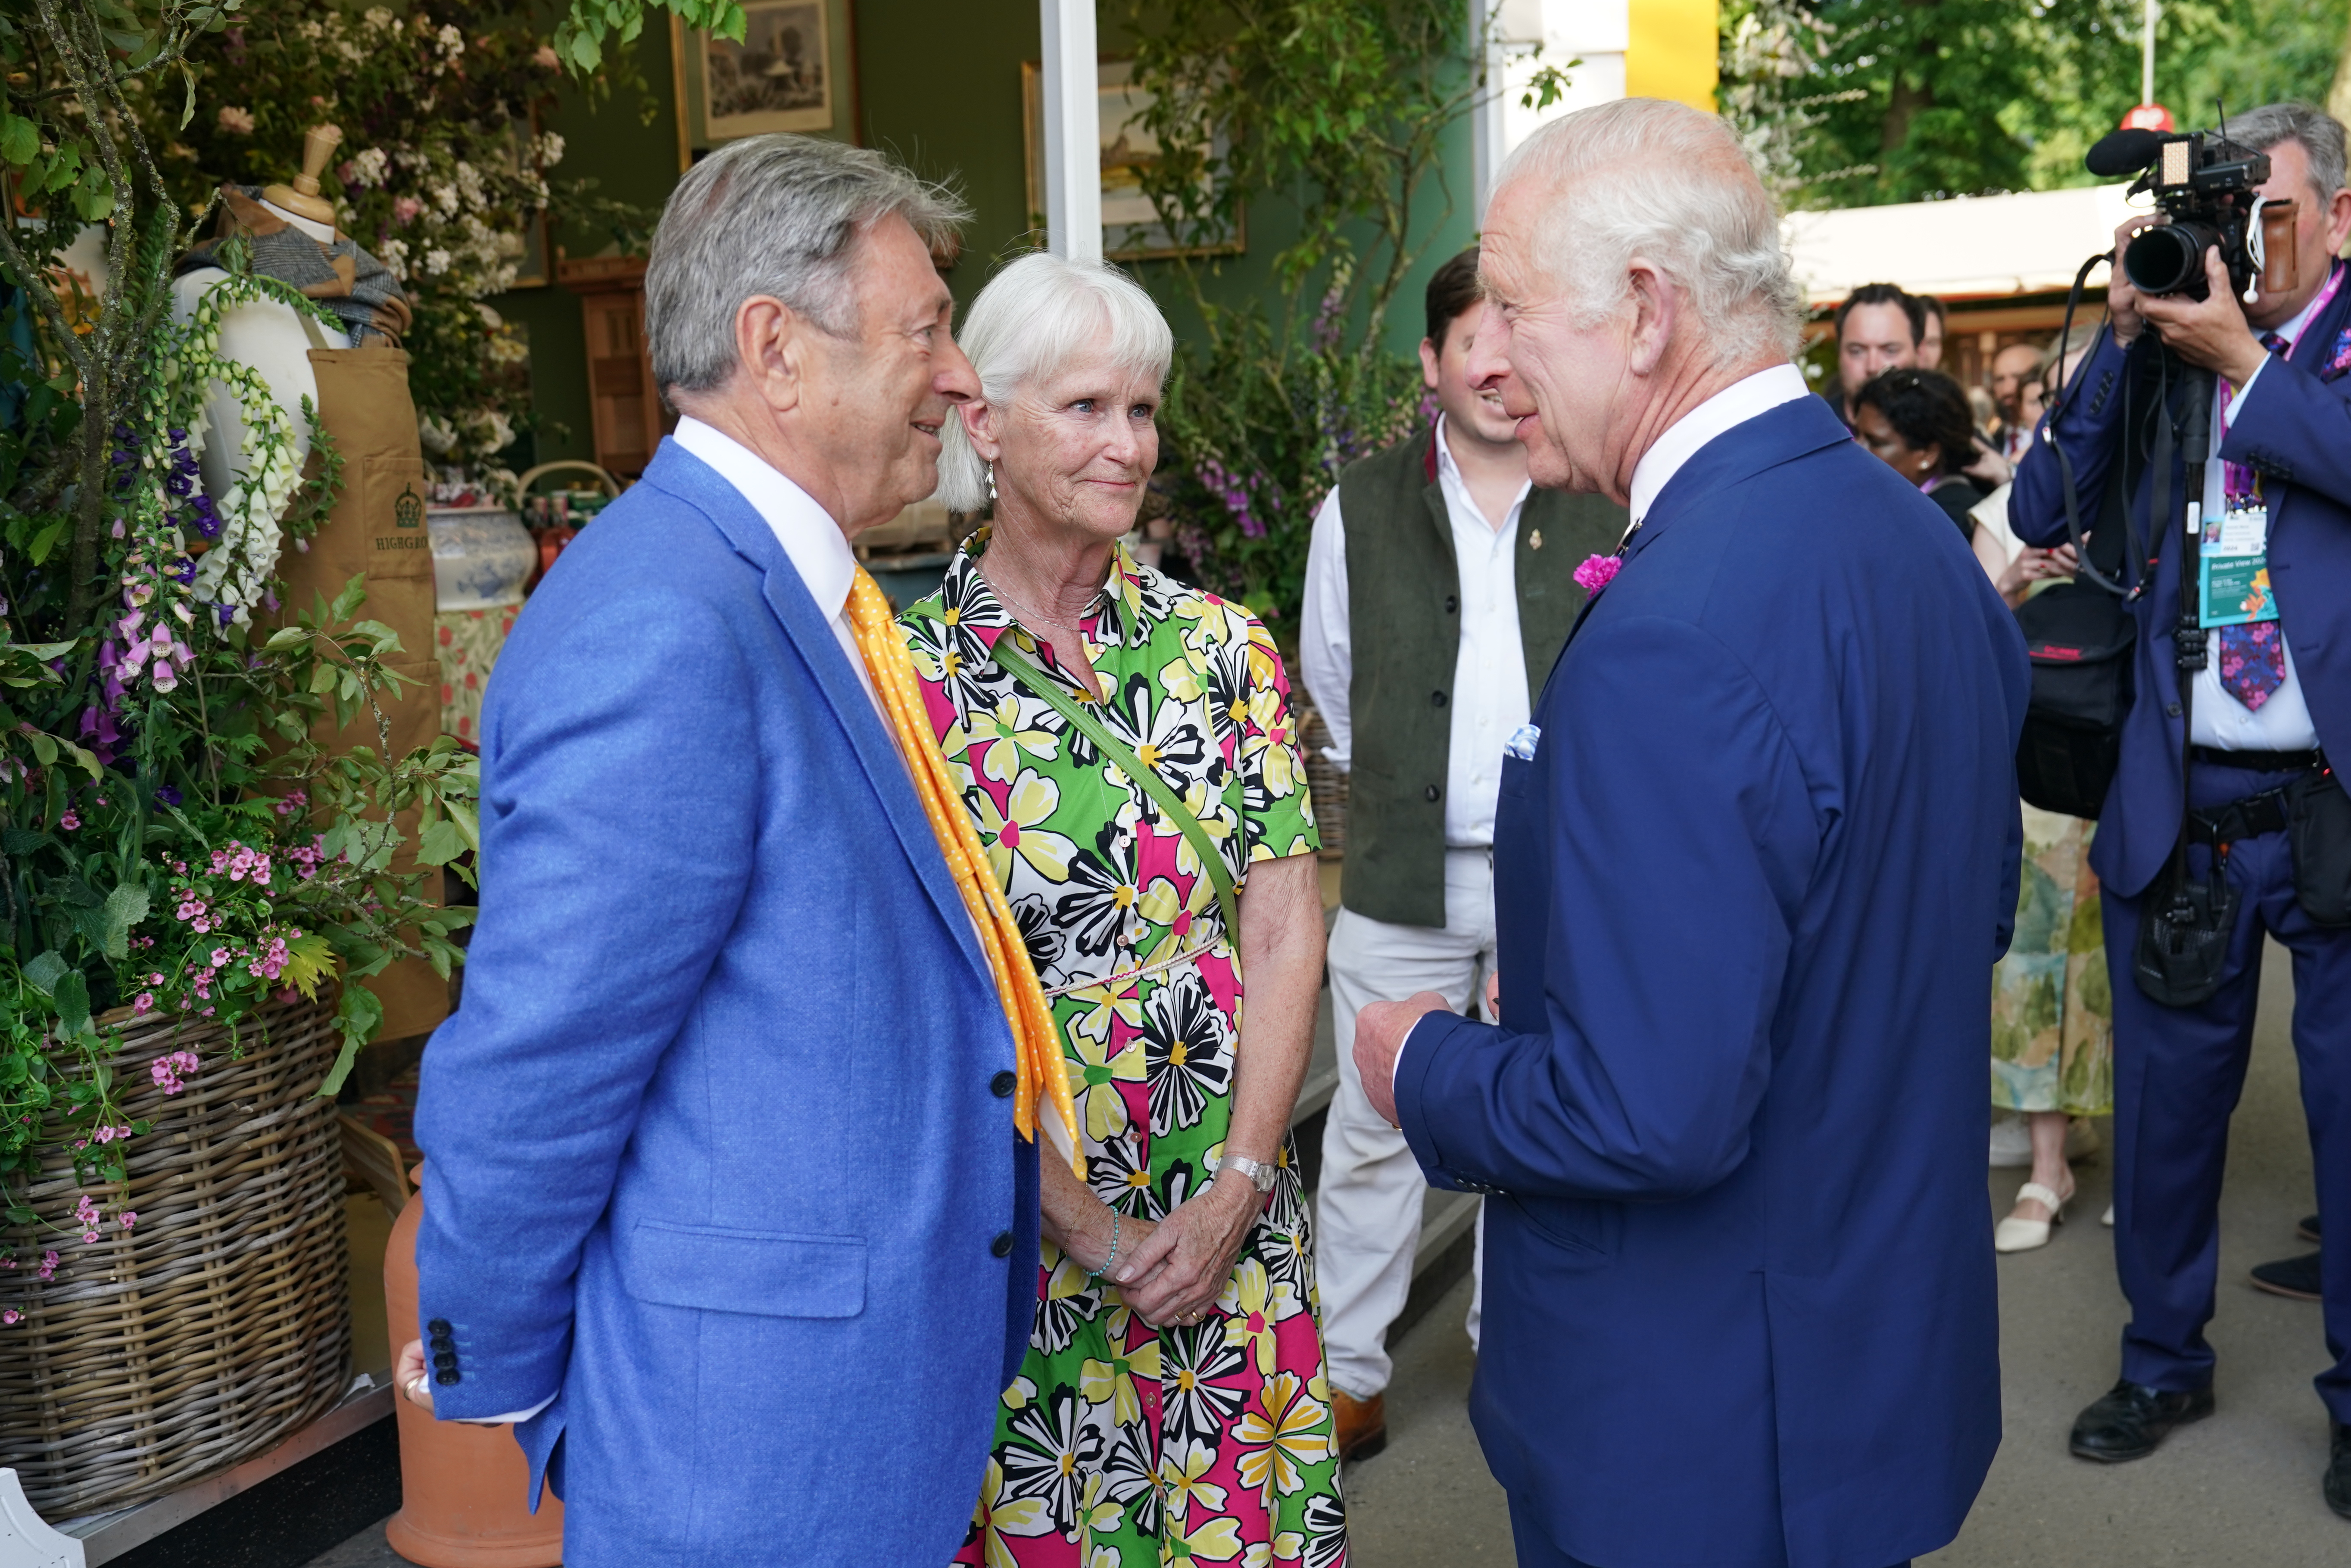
[2141,0,2158,108]
[1041,0,1102,262]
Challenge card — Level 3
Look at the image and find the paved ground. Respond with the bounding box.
[1343,939,2349,1567]
[312,940,2346,1567]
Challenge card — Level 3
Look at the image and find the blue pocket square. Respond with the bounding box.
[1506,724,1542,761]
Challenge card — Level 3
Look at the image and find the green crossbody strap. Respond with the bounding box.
[988,633,1244,954]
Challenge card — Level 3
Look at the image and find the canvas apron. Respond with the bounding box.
[279,337,448,1041]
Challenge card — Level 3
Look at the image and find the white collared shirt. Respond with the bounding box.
[1627,363,1814,531]
[2189,286,2329,751]
[1300,413,1534,849]
[673,416,887,722]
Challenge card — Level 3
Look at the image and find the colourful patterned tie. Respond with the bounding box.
[2216,333,2290,711]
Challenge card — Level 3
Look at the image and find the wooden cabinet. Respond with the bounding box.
[558,254,672,481]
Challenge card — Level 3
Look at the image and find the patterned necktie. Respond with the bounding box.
[842,566,1082,1174]
[2216,333,2291,711]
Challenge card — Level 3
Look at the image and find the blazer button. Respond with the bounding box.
[1424,784,1442,803]
[1444,594,1459,613]
[433,1352,458,1370]
[435,1369,461,1386]
[427,1318,451,1336]
[991,1231,1015,1258]
[2167,701,2183,718]
[990,1070,1018,1098]
[1431,690,1448,708]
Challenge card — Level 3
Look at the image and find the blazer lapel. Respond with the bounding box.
[638,442,994,987]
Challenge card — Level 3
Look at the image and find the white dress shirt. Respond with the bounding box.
[1300,414,1534,849]
[1627,362,1813,530]
[451,419,893,1428]
[2189,290,2325,752]
[673,417,889,724]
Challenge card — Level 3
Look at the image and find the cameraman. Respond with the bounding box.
[2011,101,2351,1517]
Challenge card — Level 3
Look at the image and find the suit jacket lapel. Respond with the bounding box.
[638,441,993,987]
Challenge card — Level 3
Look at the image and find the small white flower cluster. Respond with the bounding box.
[344,147,390,188]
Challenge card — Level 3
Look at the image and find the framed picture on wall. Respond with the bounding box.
[1022,59,1244,262]
[673,0,855,166]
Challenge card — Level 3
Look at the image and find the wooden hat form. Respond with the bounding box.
[262,124,342,226]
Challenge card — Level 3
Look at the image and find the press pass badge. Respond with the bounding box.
[2198,484,2278,630]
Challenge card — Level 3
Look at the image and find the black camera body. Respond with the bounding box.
[2086,126,2297,301]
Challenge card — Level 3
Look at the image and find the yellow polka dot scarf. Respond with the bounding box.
[844,566,1082,1176]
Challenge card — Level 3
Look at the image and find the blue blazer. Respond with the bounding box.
[412,440,1039,1568]
[2010,269,2351,896]
[1396,396,2028,1568]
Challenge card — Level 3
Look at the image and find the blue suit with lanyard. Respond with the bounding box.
[2011,257,2351,1437]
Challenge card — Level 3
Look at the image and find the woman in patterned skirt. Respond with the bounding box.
[904,252,1344,1568]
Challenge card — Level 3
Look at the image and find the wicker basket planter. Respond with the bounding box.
[0,995,352,1518]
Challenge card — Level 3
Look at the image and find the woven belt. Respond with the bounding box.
[2189,745,2322,772]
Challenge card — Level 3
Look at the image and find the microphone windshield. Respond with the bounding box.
[2087,128,2166,178]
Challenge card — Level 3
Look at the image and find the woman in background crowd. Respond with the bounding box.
[904,251,1347,1567]
[1852,367,1989,539]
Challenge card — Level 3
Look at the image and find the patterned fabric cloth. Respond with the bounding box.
[903,537,1345,1568]
[433,606,519,750]
[1991,805,2114,1116]
[2216,331,2292,709]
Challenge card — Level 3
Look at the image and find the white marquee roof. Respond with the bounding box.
[1784,183,2143,305]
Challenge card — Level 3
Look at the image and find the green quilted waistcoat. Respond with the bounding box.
[1337,426,1627,928]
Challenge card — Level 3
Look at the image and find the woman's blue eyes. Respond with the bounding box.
[1067,399,1156,420]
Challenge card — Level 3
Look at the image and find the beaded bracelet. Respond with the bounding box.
[1089,1210,1122,1285]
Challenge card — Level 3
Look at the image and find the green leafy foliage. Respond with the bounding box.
[1756,0,2349,209]
[1121,0,1496,626]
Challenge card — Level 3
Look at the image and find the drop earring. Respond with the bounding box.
[985,462,998,512]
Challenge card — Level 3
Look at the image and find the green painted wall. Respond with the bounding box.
[497,2,1483,468]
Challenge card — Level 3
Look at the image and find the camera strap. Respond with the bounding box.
[2133,362,2241,1008]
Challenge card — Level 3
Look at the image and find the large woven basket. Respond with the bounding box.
[0,994,352,1518]
[1298,700,1347,861]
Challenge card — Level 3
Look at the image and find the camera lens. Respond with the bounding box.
[2125,221,2217,297]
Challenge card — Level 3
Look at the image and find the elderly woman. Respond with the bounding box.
[902,252,1344,1568]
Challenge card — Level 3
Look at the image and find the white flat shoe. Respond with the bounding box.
[1996,1181,2071,1253]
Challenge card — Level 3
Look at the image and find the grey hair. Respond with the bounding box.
[2219,102,2348,202]
[644,134,970,396]
[1494,98,1803,369]
[934,252,1174,513]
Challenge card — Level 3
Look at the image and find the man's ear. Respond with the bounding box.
[2324,186,2351,259]
[1624,259,1678,376]
[736,295,809,417]
[1418,338,1442,393]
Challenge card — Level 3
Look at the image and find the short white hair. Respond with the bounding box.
[1494,97,1802,369]
[935,252,1174,513]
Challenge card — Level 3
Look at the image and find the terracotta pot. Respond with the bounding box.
[383,1165,565,1567]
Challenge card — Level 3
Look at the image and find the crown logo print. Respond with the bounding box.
[394,484,425,530]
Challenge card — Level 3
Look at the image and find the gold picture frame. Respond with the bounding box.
[1021,58,1244,262]
[673,0,852,166]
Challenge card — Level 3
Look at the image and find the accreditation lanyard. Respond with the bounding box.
[2199,262,2345,628]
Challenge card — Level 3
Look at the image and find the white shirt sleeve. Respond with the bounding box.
[459,1391,558,1426]
[1299,487,1352,772]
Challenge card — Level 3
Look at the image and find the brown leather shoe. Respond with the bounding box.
[1332,1388,1387,1462]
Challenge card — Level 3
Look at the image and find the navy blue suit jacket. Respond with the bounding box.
[412,441,1039,1568]
[1396,396,2029,1568]
[2010,266,2351,896]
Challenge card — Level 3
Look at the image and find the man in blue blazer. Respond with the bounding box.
[1352,100,2029,1568]
[396,137,1040,1565]
[2010,102,2351,1515]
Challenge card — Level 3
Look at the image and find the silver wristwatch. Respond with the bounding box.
[1219,1153,1278,1193]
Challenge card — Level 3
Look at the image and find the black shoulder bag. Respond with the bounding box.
[2016,260,2150,821]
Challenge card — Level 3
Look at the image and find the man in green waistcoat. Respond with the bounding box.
[1300,248,1626,1460]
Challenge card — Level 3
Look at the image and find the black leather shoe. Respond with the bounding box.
[2069,1379,2215,1462]
[2327,1423,2351,1520]
[2252,1251,2323,1301]
[2301,1213,2323,1243]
